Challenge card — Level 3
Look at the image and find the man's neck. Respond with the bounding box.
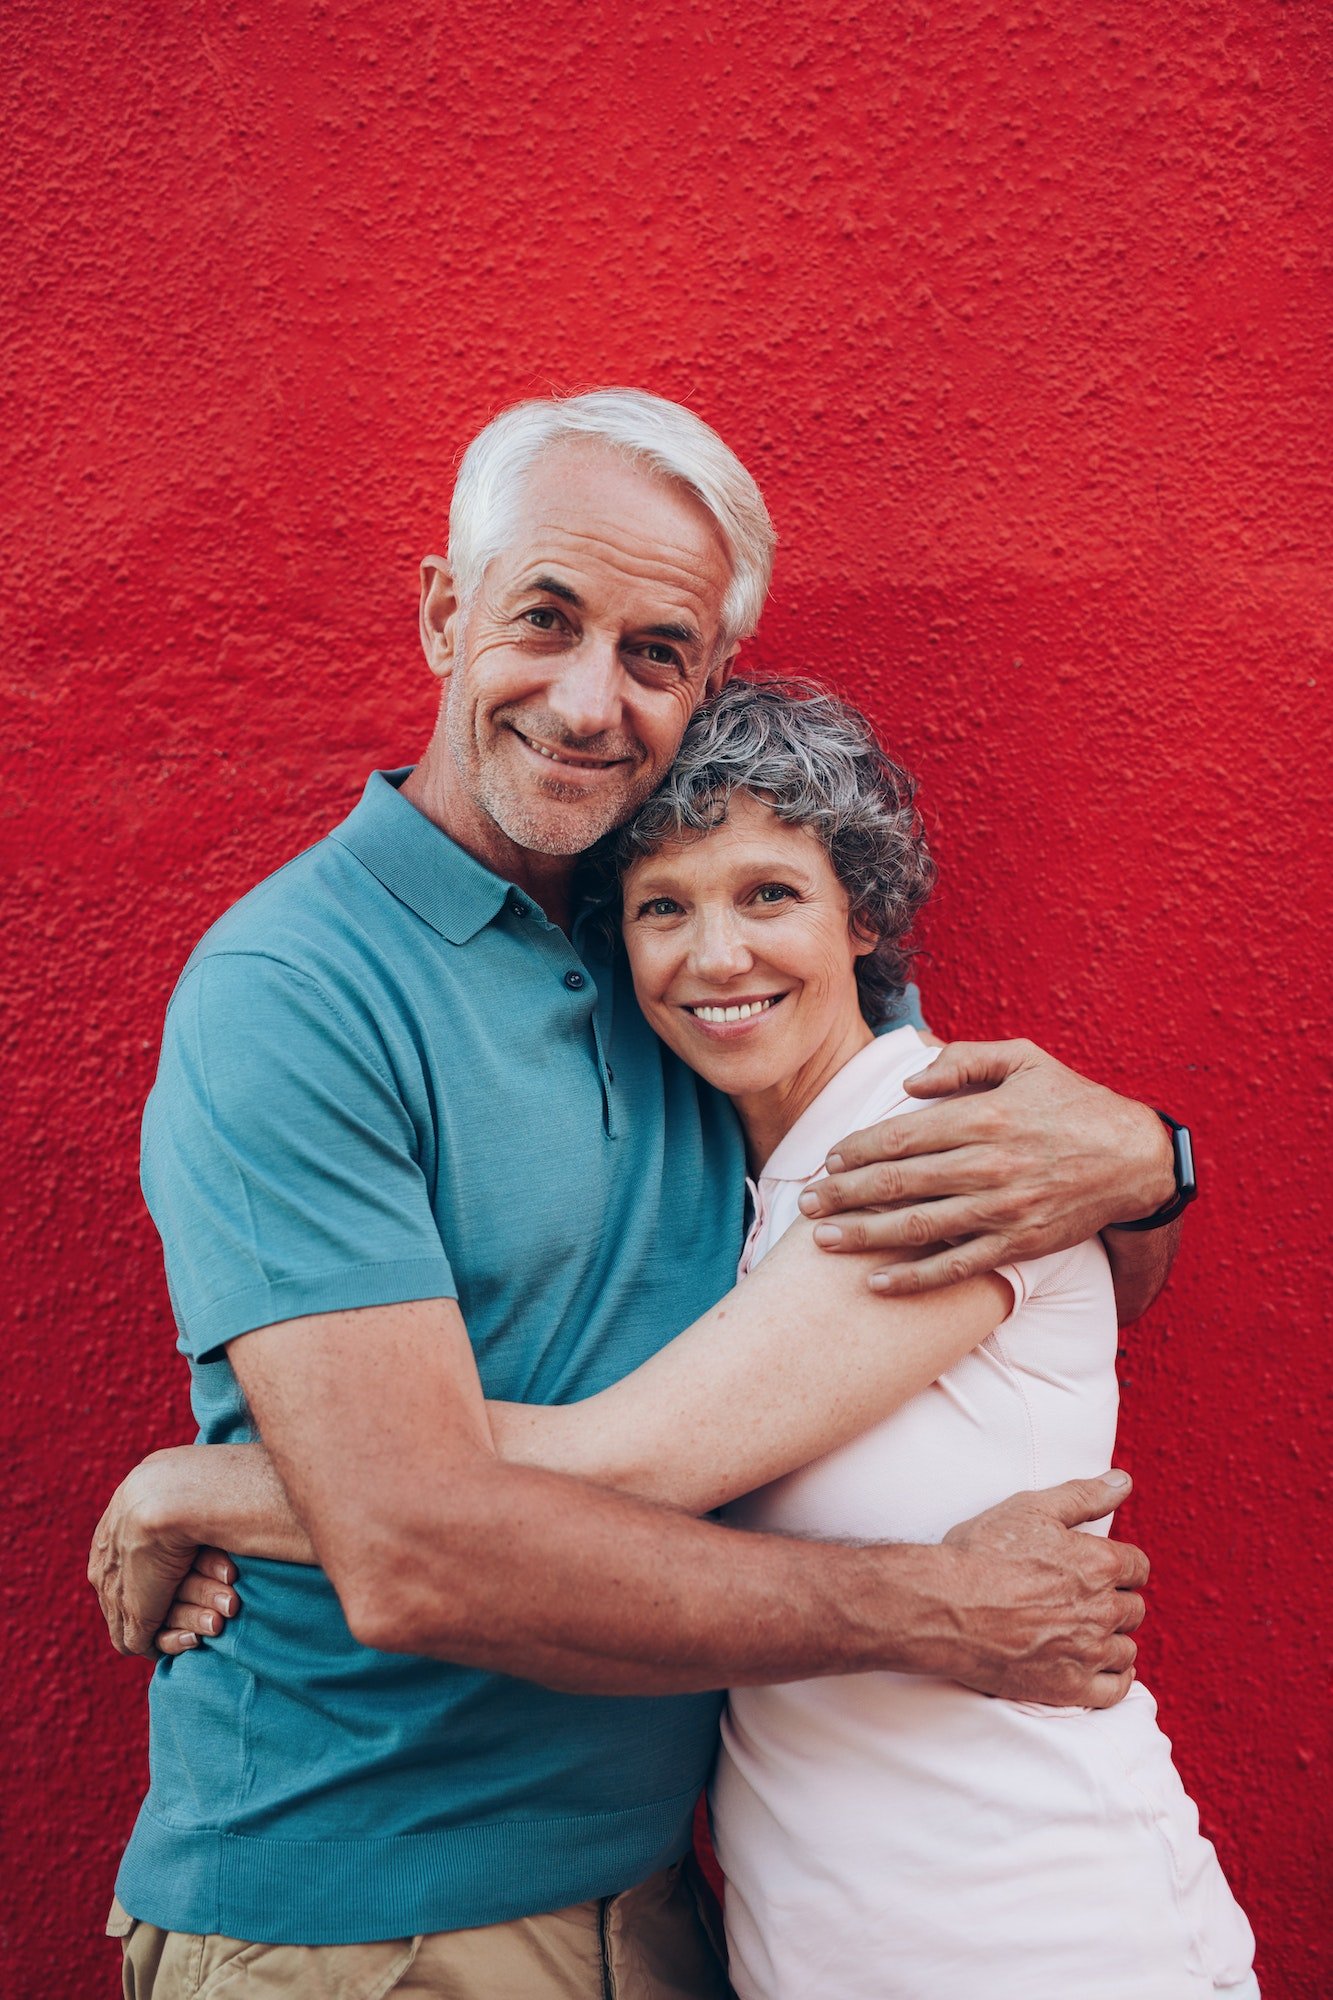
[400,743,579,931]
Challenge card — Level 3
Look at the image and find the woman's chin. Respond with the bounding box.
[654,1026,788,1097]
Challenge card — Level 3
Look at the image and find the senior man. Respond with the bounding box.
[95,391,1186,1998]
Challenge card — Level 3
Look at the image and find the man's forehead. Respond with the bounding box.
[492,446,732,620]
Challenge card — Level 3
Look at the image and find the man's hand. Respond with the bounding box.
[799,1038,1176,1297]
[932,1471,1148,1706]
[88,1451,223,1657]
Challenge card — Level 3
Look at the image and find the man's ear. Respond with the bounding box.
[704,642,741,701]
[420,557,461,681]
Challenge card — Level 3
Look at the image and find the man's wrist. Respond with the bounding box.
[849,1541,960,1677]
[1108,1107,1194,1232]
[1106,1101,1178,1228]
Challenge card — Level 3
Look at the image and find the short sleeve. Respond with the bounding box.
[141,953,457,1361]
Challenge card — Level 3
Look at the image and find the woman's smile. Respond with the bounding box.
[681,992,788,1033]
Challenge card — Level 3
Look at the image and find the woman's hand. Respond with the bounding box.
[89,1449,217,1657]
[88,1440,315,1655]
[155,1548,241,1656]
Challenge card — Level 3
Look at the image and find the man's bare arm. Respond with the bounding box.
[91,1285,1147,1706]
[801,1038,1181,1323]
[1100,1218,1182,1326]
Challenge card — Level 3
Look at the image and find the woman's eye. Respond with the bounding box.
[636,896,682,919]
[754,883,796,905]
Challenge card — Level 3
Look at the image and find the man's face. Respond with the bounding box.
[424,442,737,859]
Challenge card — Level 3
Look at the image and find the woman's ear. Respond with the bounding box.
[849,916,881,960]
[419,557,461,682]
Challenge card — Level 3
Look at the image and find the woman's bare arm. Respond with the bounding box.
[490,1221,1011,1513]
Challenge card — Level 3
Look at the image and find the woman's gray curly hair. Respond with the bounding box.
[599,677,936,1024]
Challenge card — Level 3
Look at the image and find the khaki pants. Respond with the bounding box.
[108,1860,732,1999]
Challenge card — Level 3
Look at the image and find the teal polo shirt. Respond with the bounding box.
[117,769,749,1946]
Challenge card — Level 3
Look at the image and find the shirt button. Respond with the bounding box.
[507,892,526,917]
[563,969,586,991]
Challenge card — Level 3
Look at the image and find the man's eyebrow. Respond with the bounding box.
[644,621,702,650]
[526,573,584,607]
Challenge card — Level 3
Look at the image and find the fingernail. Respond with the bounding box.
[813,1224,842,1247]
[203,1612,220,1634]
[869,1273,897,1292]
[797,1190,821,1216]
[825,1152,845,1174]
[214,1593,236,1615]
[1104,1470,1131,1490]
[177,1633,198,1649]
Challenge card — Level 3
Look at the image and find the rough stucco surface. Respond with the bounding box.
[3,2,1329,1992]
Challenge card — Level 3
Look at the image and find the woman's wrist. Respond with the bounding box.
[135,1442,262,1550]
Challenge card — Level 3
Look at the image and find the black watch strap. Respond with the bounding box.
[1114,1111,1197,1231]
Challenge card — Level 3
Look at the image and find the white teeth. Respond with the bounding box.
[689,998,779,1024]
[525,737,607,768]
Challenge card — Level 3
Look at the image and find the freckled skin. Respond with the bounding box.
[622,793,877,1167]
[405,441,737,922]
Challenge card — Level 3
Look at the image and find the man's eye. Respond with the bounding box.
[523,607,562,631]
[634,643,683,671]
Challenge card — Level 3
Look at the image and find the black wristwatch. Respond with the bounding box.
[1114,1111,1198,1231]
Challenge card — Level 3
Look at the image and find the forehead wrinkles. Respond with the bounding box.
[515,514,727,609]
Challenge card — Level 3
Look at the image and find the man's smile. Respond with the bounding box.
[508,723,636,776]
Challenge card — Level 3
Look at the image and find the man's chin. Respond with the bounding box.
[485,787,639,857]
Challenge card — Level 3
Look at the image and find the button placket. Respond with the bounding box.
[551,949,617,1136]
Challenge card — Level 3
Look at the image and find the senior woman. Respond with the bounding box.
[97,681,1257,1998]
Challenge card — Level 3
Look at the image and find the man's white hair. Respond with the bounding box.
[447,389,776,647]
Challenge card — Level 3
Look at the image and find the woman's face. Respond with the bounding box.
[621,791,875,1102]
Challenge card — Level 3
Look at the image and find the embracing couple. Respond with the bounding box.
[92,391,1257,1998]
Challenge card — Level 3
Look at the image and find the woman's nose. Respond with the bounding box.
[690,914,754,982]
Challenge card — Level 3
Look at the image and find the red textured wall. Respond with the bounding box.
[4,3,1329,1992]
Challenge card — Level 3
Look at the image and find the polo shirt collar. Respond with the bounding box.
[758,1025,925,1182]
[330,769,514,946]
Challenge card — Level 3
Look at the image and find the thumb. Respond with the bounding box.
[1039,1470,1133,1527]
[902,1040,1022,1098]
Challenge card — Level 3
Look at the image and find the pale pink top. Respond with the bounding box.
[713,1027,1257,2000]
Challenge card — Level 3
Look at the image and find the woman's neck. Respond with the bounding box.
[733,1013,876,1174]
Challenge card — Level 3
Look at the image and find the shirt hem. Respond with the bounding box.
[114,1793,701,1944]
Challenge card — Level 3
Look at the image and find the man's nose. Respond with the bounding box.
[690,911,754,983]
[546,638,625,740]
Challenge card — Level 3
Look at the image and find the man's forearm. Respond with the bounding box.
[352,1457,959,1693]
[1101,1217,1182,1326]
